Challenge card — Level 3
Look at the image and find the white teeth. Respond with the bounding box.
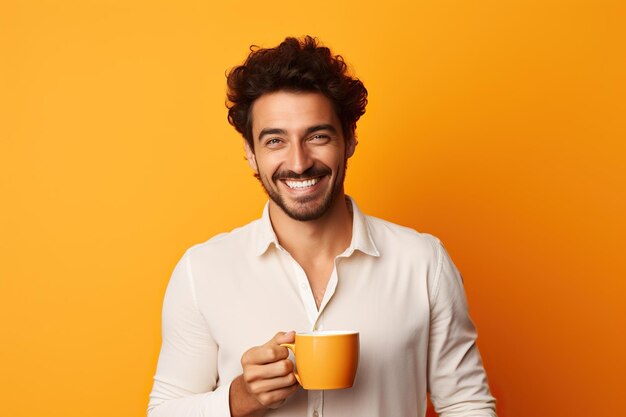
[285,178,320,189]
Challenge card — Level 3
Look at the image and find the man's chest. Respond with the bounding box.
[193,252,432,380]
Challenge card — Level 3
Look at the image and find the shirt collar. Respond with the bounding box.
[254,202,280,256]
[254,196,380,258]
[346,197,381,257]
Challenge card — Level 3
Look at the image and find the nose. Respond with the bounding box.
[285,141,313,174]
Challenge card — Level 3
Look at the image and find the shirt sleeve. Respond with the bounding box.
[148,252,232,417]
[427,240,497,417]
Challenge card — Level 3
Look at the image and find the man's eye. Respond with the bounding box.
[266,138,281,145]
[311,134,329,141]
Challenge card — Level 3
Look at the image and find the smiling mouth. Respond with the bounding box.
[283,177,322,190]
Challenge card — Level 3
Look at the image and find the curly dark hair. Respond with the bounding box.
[226,36,368,150]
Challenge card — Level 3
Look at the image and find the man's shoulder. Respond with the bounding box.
[364,213,441,254]
[184,217,261,260]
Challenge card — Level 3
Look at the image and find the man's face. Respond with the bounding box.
[245,91,355,221]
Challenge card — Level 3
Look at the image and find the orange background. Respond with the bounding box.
[1,1,625,416]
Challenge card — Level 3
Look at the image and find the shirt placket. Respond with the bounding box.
[308,391,323,417]
[285,257,323,416]
[288,257,319,327]
[286,254,353,417]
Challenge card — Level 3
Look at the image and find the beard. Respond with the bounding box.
[256,161,347,222]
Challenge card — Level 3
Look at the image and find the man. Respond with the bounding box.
[148,36,496,417]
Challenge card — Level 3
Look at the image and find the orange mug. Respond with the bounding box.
[281,330,359,390]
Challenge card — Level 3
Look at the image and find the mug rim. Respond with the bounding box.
[297,330,358,336]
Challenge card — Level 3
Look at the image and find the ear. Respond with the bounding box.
[243,139,258,173]
[346,134,357,159]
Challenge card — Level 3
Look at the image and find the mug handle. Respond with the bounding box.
[280,343,301,386]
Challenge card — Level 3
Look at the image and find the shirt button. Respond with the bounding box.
[300,282,307,290]
[313,411,319,417]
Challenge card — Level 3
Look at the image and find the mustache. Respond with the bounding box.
[272,166,331,182]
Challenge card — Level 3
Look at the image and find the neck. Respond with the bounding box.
[269,192,353,260]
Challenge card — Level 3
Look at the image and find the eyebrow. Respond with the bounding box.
[257,124,338,142]
[258,128,287,142]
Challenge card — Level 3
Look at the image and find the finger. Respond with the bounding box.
[247,371,298,395]
[257,382,300,409]
[244,358,294,383]
[243,343,290,366]
[272,331,295,345]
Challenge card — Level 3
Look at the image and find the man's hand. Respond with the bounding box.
[229,331,299,417]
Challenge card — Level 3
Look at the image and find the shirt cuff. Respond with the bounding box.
[208,380,233,417]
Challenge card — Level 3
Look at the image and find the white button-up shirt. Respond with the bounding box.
[148,198,496,417]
